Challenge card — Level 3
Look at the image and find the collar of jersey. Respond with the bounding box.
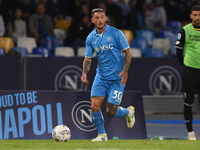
[94,24,109,36]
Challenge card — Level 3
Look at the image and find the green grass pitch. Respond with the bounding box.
[0,139,200,150]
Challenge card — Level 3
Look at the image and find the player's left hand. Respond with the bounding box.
[119,71,128,86]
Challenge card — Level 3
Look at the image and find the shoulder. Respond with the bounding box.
[86,29,95,42]
[182,23,192,29]
[107,25,122,36]
[45,14,52,20]
[108,25,119,32]
[18,19,26,24]
[179,28,185,34]
[29,14,37,20]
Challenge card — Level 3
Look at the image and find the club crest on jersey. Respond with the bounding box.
[95,47,100,53]
[107,36,112,41]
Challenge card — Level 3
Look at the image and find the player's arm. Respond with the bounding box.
[81,57,92,85]
[175,28,185,66]
[119,47,132,86]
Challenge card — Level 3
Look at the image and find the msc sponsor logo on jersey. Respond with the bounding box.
[71,101,96,132]
[189,35,200,41]
[54,65,88,91]
[99,43,113,51]
[149,65,182,95]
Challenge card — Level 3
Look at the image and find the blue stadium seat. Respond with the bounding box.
[158,30,175,38]
[32,47,51,57]
[40,35,59,56]
[158,30,178,56]
[145,48,164,58]
[130,38,149,55]
[10,47,28,57]
[135,30,155,45]
[0,47,6,56]
[168,35,177,56]
[167,21,182,33]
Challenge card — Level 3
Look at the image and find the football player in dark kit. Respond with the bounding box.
[175,5,200,140]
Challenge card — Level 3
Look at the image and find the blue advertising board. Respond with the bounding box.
[0,57,182,95]
[0,90,146,140]
[26,57,182,95]
[0,57,21,90]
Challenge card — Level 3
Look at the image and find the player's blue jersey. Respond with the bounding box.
[85,24,129,80]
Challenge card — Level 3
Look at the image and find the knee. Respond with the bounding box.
[184,93,194,105]
[91,103,100,113]
[106,102,117,117]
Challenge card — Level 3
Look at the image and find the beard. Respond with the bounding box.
[96,23,106,30]
[193,20,200,26]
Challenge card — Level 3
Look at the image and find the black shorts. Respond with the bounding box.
[182,65,200,104]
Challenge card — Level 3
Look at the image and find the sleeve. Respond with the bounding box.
[175,28,185,65]
[176,48,184,66]
[117,30,130,52]
[23,21,27,37]
[0,16,5,36]
[85,35,94,58]
[175,28,185,49]
[28,15,38,37]
[6,20,12,37]
[46,15,54,36]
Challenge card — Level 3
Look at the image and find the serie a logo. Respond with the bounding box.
[54,65,88,91]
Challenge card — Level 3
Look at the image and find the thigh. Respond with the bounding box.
[107,80,125,106]
[183,66,197,103]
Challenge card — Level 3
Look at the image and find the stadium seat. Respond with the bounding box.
[0,37,14,53]
[0,47,6,56]
[54,28,66,46]
[26,54,43,57]
[17,37,37,54]
[167,21,182,33]
[77,47,86,57]
[130,38,149,55]
[169,34,177,56]
[130,48,142,58]
[77,47,97,57]
[158,30,174,38]
[152,38,170,56]
[55,19,72,34]
[136,30,155,46]
[55,47,75,57]
[120,29,134,45]
[40,35,59,56]
[145,48,164,58]
[10,47,28,57]
[32,47,51,57]
[158,31,178,56]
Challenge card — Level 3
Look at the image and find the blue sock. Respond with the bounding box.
[114,106,129,118]
[92,110,106,134]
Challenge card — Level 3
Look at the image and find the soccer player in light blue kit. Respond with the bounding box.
[81,8,135,141]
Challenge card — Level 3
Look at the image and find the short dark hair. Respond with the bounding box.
[191,5,200,13]
[91,8,106,16]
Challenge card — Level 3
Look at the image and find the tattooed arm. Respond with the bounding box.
[81,57,92,85]
[119,48,132,86]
